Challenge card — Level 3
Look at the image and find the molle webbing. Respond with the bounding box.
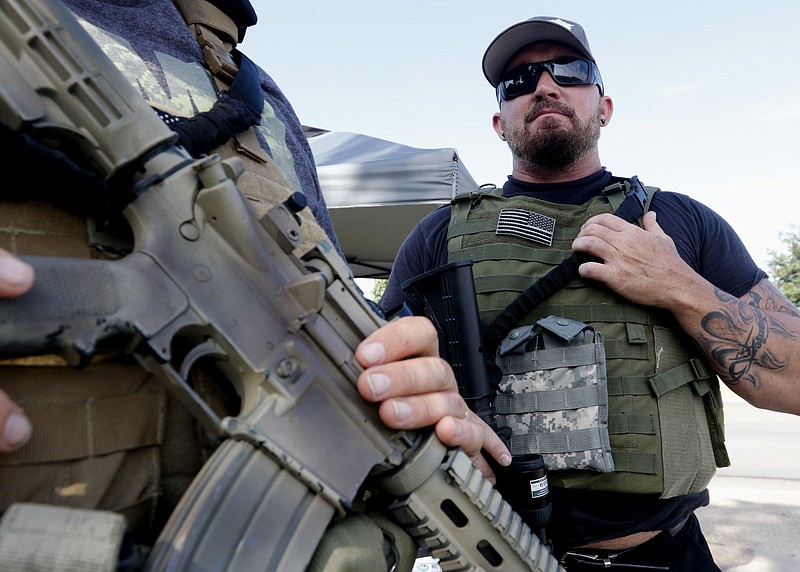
[0,363,171,538]
[0,390,163,465]
[446,186,727,497]
[0,202,94,260]
[494,318,614,473]
[482,177,650,352]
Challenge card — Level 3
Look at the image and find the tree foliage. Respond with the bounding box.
[766,225,800,306]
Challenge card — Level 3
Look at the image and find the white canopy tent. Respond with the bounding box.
[306,128,480,278]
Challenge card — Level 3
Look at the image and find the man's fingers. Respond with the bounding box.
[375,395,513,485]
[0,250,34,298]
[358,354,456,402]
[354,315,514,485]
[579,211,664,242]
[356,316,439,367]
[640,210,665,234]
[431,412,511,485]
[0,389,31,453]
[479,420,512,468]
[579,212,628,233]
[375,390,465,428]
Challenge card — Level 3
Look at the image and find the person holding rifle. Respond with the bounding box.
[378,16,800,571]
[0,1,508,569]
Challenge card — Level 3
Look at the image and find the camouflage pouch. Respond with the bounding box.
[494,316,614,473]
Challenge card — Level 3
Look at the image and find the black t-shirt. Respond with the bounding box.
[380,168,767,548]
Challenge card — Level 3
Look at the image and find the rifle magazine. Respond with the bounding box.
[146,439,335,572]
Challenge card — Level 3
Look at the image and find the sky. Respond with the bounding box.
[244,1,800,271]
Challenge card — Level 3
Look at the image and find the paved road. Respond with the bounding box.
[697,391,800,571]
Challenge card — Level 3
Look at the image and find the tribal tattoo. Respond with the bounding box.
[699,285,798,388]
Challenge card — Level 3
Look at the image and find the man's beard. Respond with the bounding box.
[503,101,601,170]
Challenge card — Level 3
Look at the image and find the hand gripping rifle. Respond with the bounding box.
[0,1,563,570]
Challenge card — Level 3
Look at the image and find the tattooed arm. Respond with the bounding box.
[573,211,800,415]
[699,279,800,412]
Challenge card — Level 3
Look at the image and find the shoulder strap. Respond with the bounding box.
[604,180,659,221]
[172,0,268,163]
[448,184,502,258]
[482,176,652,353]
[173,0,240,84]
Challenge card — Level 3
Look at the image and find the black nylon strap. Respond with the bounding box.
[482,176,649,353]
[169,51,264,158]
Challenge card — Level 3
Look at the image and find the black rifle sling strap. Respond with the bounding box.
[482,176,652,353]
[172,0,268,162]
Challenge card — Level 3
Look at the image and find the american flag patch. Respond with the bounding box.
[496,208,556,246]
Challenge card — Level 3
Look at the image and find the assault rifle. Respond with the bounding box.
[0,1,563,570]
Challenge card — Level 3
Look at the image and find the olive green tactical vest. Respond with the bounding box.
[447,183,729,498]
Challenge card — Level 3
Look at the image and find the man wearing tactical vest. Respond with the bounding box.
[379,16,800,571]
[0,1,508,570]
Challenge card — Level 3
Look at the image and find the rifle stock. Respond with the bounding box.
[0,1,563,570]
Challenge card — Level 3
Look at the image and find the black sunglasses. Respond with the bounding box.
[496,57,604,103]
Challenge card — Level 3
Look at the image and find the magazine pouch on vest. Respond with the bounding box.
[495,316,614,473]
[447,181,729,499]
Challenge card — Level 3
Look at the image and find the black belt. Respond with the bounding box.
[560,554,669,570]
[559,518,688,571]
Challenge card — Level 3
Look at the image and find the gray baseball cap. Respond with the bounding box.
[482,17,596,87]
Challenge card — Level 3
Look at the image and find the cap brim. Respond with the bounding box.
[483,20,594,86]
